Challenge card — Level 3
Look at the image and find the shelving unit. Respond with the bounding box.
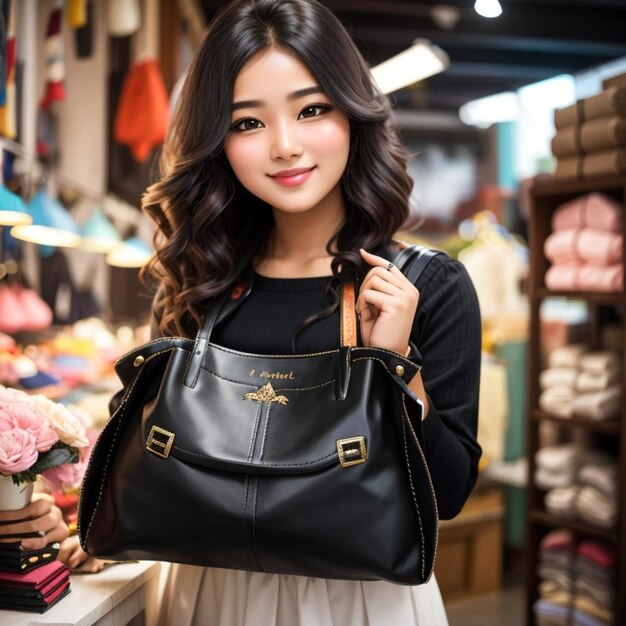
[526,174,626,626]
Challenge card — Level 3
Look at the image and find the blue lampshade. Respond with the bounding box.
[0,185,32,226]
[79,207,121,253]
[11,190,81,247]
[106,236,152,268]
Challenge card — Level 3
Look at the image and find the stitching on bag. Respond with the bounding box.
[209,343,338,359]
[114,338,189,367]
[274,379,335,392]
[242,475,250,535]
[259,403,271,461]
[352,355,422,378]
[252,477,263,571]
[401,394,439,582]
[82,348,175,542]
[171,444,337,467]
[401,416,426,581]
[247,403,262,462]
[201,367,335,392]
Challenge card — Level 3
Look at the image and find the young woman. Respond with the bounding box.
[141,0,481,624]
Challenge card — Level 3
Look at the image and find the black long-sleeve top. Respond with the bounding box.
[204,252,482,519]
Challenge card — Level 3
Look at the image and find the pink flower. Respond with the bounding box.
[2,404,59,452]
[0,385,31,406]
[0,429,39,474]
[30,396,88,448]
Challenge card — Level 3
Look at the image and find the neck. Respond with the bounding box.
[268,194,346,265]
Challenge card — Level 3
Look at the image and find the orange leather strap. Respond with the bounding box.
[340,283,358,347]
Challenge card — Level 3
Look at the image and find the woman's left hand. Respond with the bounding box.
[0,493,69,550]
[357,249,419,354]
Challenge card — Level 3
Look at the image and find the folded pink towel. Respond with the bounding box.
[578,263,623,291]
[544,229,622,265]
[545,261,582,290]
[552,193,623,233]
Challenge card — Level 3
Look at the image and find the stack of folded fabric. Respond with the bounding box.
[536,443,618,530]
[534,530,575,626]
[544,193,624,293]
[573,540,615,626]
[539,345,622,421]
[553,87,626,180]
[0,555,70,612]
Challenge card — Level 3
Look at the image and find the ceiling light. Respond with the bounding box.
[459,92,520,128]
[106,236,152,268]
[370,39,450,95]
[79,207,121,253]
[474,0,502,18]
[430,5,462,31]
[0,185,32,226]
[11,190,81,247]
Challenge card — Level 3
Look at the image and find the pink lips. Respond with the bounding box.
[269,167,315,187]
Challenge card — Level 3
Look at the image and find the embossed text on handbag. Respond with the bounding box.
[78,245,440,584]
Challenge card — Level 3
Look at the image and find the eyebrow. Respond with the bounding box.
[231,86,324,111]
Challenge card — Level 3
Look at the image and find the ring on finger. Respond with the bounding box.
[387,262,394,271]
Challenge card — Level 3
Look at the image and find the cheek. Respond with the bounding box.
[314,120,350,160]
[224,138,263,181]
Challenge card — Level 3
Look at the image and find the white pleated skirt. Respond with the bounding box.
[157,564,449,626]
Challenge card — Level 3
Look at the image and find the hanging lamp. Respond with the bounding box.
[79,206,121,253]
[0,185,32,226]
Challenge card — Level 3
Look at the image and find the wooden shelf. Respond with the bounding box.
[530,409,621,434]
[531,175,626,198]
[532,288,625,306]
[526,174,626,626]
[530,509,618,543]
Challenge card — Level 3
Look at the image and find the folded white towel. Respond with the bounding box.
[579,351,621,375]
[539,387,575,418]
[540,367,578,390]
[544,485,579,518]
[576,368,621,392]
[576,485,617,528]
[548,344,587,369]
[535,443,582,471]
[571,385,622,420]
[578,461,618,498]
[535,467,577,491]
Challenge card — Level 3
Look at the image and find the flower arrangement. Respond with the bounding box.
[0,386,89,486]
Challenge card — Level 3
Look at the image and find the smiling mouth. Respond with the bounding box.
[268,167,316,187]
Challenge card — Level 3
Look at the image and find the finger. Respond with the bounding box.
[360,274,403,298]
[359,249,405,278]
[358,289,392,313]
[0,497,53,525]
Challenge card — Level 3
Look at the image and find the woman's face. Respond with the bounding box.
[224,48,351,216]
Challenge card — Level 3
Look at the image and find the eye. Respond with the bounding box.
[231,118,264,132]
[298,105,331,119]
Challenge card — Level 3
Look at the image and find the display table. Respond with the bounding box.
[1,561,161,626]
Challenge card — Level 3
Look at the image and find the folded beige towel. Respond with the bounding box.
[544,485,579,517]
[554,148,626,180]
[551,116,626,158]
[574,595,615,623]
[555,87,626,129]
[578,461,618,498]
[535,443,582,471]
[540,367,578,390]
[549,344,587,369]
[537,469,577,492]
[571,385,622,420]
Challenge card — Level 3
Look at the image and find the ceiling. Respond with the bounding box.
[199,0,626,114]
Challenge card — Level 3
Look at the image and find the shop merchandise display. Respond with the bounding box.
[78,246,440,584]
[527,175,626,624]
[554,87,626,180]
[538,345,622,421]
[544,193,624,292]
[534,530,615,626]
[534,443,618,530]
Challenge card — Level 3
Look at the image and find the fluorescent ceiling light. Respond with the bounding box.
[370,39,450,95]
[518,74,575,111]
[459,92,521,128]
[474,0,502,18]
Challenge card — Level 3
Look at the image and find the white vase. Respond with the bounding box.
[0,475,34,511]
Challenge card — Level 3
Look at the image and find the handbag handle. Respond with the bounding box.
[184,244,436,388]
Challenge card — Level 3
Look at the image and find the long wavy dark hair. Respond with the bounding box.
[141,0,414,339]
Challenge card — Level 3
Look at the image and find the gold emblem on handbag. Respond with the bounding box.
[242,382,289,405]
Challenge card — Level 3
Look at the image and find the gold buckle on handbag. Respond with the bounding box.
[336,436,367,468]
[146,426,175,459]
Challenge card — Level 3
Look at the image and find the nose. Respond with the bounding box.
[270,119,303,160]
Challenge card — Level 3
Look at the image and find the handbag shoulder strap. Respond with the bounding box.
[339,244,442,348]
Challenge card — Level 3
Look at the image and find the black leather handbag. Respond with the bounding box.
[78,245,440,585]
